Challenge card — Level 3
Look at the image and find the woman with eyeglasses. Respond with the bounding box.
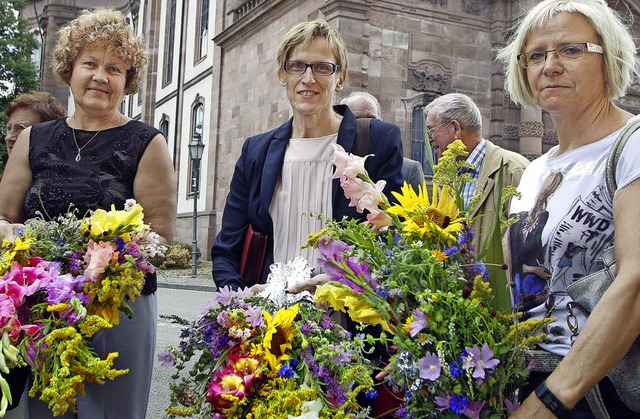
[497,0,640,417]
[3,91,66,156]
[212,19,403,293]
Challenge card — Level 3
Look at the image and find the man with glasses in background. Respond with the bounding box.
[3,91,66,156]
[424,93,529,251]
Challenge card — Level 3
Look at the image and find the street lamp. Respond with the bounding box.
[188,131,205,277]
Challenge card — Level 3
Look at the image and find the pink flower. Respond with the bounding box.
[0,295,17,322]
[364,208,394,232]
[331,143,370,181]
[83,240,116,281]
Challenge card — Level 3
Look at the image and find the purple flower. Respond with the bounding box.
[462,400,486,419]
[328,344,351,365]
[504,398,521,413]
[157,349,176,367]
[434,394,452,412]
[321,314,333,330]
[215,286,252,306]
[300,324,313,335]
[317,236,353,260]
[409,309,428,337]
[444,245,459,256]
[462,343,500,381]
[245,307,264,328]
[417,352,441,381]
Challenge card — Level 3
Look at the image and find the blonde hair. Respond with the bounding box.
[497,0,638,107]
[276,19,348,80]
[51,8,148,95]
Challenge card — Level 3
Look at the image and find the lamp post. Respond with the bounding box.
[188,131,205,277]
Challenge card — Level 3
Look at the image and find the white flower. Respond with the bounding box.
[287,398,322,419]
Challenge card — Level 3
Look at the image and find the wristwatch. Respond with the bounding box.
[535,380,573,418]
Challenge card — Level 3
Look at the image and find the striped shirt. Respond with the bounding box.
[459,139,486,209]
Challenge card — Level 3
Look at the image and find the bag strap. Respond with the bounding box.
[352,118,372,157]
[605,118,640,200]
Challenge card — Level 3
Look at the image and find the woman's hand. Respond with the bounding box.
[0,223,23,243]
[286,273,330,295]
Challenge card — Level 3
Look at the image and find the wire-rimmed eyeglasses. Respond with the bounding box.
[284,60,340,76]
[1,123,28,136]
[517,42,603,69]
[426,120,450,137]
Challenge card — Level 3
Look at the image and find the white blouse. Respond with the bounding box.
[269,133,337,272]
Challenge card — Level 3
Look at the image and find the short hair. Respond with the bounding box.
[497,0,638,107]
[423,93,482,133]
[276,19,348,80]
[340,91,381,119]
[51,8,148,95]
[6,91,66,122]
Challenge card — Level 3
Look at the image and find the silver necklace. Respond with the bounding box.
[71,113,118,162]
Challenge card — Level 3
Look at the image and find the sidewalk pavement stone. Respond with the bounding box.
[156,260,217,293]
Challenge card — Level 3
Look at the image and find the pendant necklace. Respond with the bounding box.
[71,113,119,162]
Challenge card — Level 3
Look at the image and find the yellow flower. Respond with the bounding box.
[89,204,144,237]
[315,283,391,333]
[430,250,448,261]
[262,305,298,371]
[388,181,465,244]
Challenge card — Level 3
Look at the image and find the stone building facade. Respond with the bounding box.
[18,0,640,260]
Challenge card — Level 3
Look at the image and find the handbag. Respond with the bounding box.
[239,224,268,287]
[565,118,640,413]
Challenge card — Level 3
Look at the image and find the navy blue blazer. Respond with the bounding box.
[212,105,404,289]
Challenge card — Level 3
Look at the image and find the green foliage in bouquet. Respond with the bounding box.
[308,141,553,418]
[160,286,376,419]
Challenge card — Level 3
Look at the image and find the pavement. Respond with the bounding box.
[156,260,217,293]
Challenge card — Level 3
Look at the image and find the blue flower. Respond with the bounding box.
[278,364,295,378]
[450,394,470,415]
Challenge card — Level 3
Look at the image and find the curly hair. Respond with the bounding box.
[6,91,66,121]
[51,8,148,95]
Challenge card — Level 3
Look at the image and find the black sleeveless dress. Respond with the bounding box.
[27,117,162,295]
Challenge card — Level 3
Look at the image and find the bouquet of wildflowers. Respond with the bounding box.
[0,200,165,417]
[306,141,552,418]
[160,258,376,419]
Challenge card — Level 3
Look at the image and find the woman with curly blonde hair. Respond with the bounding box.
[0,7,176,418]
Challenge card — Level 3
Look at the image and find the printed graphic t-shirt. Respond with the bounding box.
[508,116,640,356]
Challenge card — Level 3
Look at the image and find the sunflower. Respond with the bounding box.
[261,304,298,371]
[388,181,465,245]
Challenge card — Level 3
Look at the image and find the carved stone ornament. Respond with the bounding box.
[410,69,452,94]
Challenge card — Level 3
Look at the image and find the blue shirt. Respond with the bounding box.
[459,139,486,209]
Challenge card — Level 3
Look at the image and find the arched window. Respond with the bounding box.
[188,102,205,195]
[412,107,436,176]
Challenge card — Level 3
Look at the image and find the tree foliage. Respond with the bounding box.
[0,0,41,172]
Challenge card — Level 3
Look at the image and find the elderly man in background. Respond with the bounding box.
[341,91,425,191]
[424,93,529,251]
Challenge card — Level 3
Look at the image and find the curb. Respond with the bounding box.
[157,282,216,293]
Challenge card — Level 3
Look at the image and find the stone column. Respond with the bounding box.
[518,106,543,157]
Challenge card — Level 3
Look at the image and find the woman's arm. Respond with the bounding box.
[0,128,33,239]
[133,134,177,244]
[512,178,640,417]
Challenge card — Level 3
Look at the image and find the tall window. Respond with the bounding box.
[189,103,205,195]
[163,0,177,84]
[160,119,169,143]
[412,107,436,176]
[196,0,209,60]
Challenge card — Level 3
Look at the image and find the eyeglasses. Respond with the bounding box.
[426,120,450,137]
[284,60,340,76]
[1,123,28,136]
[517,42,603,69]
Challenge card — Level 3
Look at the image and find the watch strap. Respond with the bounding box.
[535,380,573,418]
